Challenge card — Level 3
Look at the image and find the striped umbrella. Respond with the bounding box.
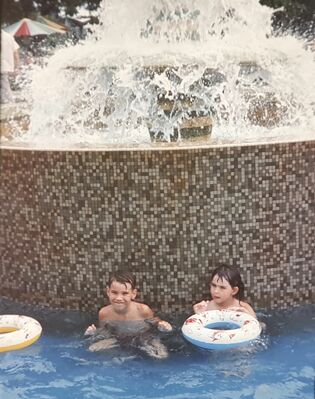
[4,18,66,37]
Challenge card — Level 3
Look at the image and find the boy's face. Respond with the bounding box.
[106,280,137,311]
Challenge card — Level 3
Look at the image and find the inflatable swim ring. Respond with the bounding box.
[0,315,42,352]
[182,309,261,349]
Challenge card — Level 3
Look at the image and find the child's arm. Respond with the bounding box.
[145,316,173,332]
[84,306,108,335]
[193,300,210,314]
[140,304,172,332]
[228,302,257,318]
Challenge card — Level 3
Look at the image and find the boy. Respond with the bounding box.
[85,270,172,359]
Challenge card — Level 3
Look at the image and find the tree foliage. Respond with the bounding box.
[261,0,315,17]
[1,0,314,27]
[260,0,314,37]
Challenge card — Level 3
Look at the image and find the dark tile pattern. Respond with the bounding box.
[1,142,314,314]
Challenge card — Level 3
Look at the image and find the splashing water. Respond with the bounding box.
[15,0,315,146]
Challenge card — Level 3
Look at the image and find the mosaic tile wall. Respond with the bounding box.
[1,141,314,314]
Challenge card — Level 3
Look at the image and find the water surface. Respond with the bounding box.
[0,299,314,399]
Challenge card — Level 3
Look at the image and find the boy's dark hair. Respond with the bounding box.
[107,270,137,290]
[210,264,245,301]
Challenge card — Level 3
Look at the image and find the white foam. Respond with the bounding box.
[11,0,315,147]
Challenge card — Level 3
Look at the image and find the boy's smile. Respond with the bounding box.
[106,281,137,313]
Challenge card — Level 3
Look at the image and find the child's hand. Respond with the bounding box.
[157,320,172,332]
[193,300,209,314]
[84,324,97,336]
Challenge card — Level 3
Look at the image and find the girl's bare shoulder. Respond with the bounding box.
[239,301,256,317]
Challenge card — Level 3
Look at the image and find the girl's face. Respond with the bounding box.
[106,281,137,312]
[210,274,239,305]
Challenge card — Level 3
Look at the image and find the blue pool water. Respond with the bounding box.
[205,322,240,330]
[0,299,314,399]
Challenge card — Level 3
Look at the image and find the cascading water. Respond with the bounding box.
[8,0,315,147]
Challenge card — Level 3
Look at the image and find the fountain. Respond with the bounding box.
[1,0,314,313]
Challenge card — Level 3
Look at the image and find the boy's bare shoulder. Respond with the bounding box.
[98,305,112,320]
[135,302,154,318]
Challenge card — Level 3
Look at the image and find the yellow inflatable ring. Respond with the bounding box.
[0,315,42,352]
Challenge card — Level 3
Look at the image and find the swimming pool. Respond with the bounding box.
[0,299,314,399]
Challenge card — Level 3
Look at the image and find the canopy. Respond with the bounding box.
[4,18,66,37]
[37,16,68,32]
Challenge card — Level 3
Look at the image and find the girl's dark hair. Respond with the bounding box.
[210,264,245,301]
[107,270,137,290]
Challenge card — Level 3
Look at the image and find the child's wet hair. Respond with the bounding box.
[107,270,137,290]
[210,264,245,300]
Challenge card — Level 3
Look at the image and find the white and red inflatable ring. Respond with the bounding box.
[0,315,42,352]
[182,309,261,349]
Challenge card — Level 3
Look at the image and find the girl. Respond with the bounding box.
[193,264,256,318]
